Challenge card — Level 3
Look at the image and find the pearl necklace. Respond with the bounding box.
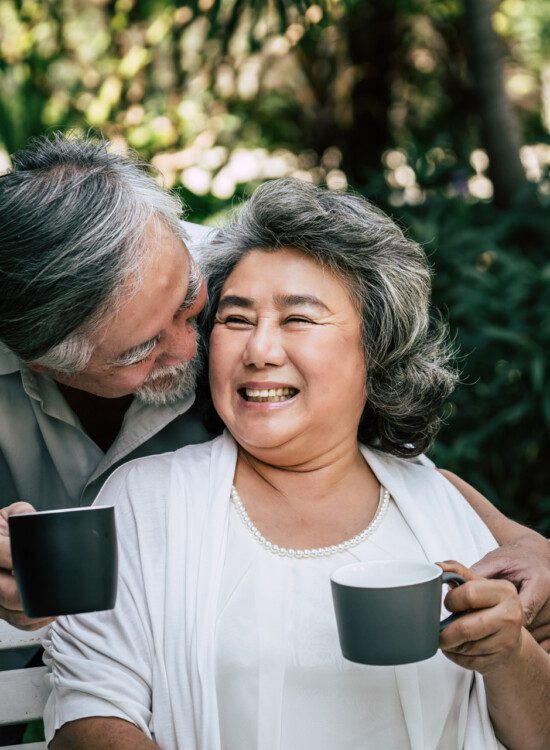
[229,484,390,559]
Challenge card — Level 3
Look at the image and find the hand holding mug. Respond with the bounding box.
[8,505,118,618]
[331,560,466,666]
[438,560,524,675]
[0,502,55,630]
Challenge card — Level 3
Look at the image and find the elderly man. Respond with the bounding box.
[0,134,212,633]
[0,134,549,649]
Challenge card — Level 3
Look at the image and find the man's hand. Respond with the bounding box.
[472,533,550,652]
[0,502,55,630]
[438,469,550,652]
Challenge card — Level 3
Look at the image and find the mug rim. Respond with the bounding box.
[9,505,114,518]
[331,560,443,589]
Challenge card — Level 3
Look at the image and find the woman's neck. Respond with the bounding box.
[233,436,381,550]
[236,438,371,501]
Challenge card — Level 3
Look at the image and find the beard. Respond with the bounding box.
[135,338,202,407]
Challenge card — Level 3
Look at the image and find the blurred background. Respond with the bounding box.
[0,0,548,531]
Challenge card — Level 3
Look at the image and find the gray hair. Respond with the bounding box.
[199,178,457,457]
[0,132,186,371]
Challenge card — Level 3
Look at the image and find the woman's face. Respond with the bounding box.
[209,248,367,464]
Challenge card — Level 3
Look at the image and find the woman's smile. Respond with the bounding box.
[237,388,299,410]
[237,382,300,406]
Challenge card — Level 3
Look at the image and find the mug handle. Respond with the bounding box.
[439,572,466,631]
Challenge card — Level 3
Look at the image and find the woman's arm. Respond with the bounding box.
[439,469,550,649]
[439,561,550,750]
[51,717,159,749]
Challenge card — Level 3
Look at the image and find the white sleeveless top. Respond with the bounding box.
[215,496,471,750]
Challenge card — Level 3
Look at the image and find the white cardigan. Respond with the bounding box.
[43,432,504,749]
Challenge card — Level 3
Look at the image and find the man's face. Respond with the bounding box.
[46,221,207,400]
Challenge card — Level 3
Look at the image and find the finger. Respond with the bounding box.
[0,604,55,631]
[0,502,36,539]
[444,577,518,614]
[441,620,521,658]
[0,502,36,523]
[441,649,505,674]
[0,569,24,611]
[0,502,36,568]
[440,608,500,651]
[516,578,545,627]
[470,550,511,580]
[0,535,12,569]
[436,560,479,583]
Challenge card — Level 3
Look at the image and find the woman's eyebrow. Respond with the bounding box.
[274,294,330,311]
[217,295,254,310]
[217,293,330,312]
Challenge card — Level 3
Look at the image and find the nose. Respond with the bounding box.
[242,321,286,369]
[156,319,197,367]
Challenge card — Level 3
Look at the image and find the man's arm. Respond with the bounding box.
[51,717,159,750]
[439,561,550,750]
[439,469,535,544]
[440,469,550,649]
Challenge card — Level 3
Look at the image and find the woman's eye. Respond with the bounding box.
[284,316,314,325]
[219,315,253,326]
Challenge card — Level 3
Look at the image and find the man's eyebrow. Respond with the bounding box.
[111,334,161,366]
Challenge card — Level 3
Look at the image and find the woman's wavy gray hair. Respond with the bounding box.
[199,178,457,457]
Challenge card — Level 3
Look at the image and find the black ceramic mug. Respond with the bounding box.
[9,505,118,618]
[331,560,465,666]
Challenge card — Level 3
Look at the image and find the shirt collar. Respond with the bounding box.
[0,342,21,375]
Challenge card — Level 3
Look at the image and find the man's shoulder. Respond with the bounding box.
[0,343,21,376]
[95,433,234,532]
[103,433,229,496]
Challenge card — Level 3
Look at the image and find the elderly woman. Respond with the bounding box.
[45,180,550,750]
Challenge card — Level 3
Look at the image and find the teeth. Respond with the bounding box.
[243,387,297,402]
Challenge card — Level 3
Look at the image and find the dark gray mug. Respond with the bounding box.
[331,560,464,666]
[9,505,118,618]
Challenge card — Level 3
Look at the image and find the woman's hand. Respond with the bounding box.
[0,502,55,630]
[437,560,524,675]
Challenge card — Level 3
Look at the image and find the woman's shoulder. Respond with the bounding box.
[361,444,497,560]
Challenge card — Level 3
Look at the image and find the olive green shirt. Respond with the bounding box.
[0,344,211,510]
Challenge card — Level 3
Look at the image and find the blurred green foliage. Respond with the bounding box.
[0,0,548,530]
[403,197,550,532]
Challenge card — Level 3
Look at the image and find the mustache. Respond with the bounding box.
[142,362,190,383]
